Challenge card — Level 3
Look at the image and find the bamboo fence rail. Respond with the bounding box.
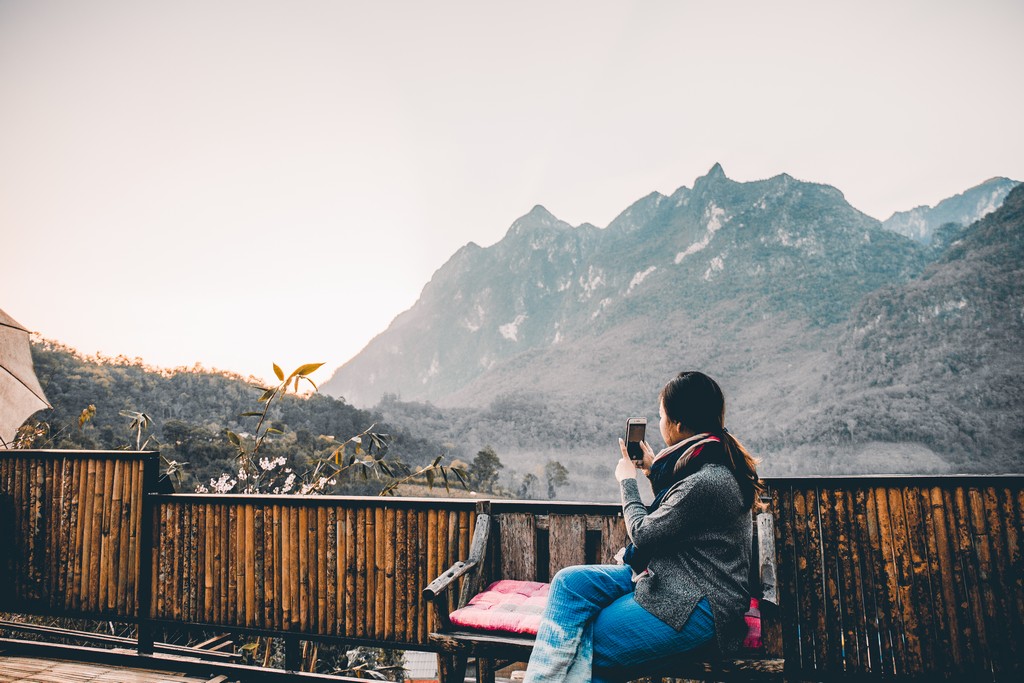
[0,450,156,619]
[769,476,1024,679]
[1,449,1021,678]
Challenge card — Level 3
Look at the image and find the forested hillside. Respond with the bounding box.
[24,341,447,492]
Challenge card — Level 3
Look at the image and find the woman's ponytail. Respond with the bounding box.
[661,371,764,511]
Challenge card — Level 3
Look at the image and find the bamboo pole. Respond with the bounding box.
[903,487,936,671]
[204,503,214,623]
[344,506,356,636]
[78,459,96,611]
[115,459,132,614]
[417,508,428,643]
[106,460,122,612]
[951,487,985,667]
[69,459,85,611]
[342,505,350,634]
[298,505,310,631]
[307,503,319,632]
[326,507,338,635]
[356,506,367,639]
[375,506,386,639]
[212,501,222,624]
[281,505,292,628]
[58,457,73,608]
[405,508,418,643]
[425,508,437,636]
[384,507,396,641]
[290,502,301,630]
[255,504,266,629]
[983,487,1015,670]
[394,508,408,642]
[128,460,143,614]
[365,505,376,638]
[317,506,327,633]
[244,503,255,627]
[97,459,114,612]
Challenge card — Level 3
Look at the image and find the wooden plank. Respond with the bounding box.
[547,514,587,578]
[498,513,537,582]
[598,514,628,565]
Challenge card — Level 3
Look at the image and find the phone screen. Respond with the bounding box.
[626,419,646,461]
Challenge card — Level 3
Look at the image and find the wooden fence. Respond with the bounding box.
[1,450,1022,679]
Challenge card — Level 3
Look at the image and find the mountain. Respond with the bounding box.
[802,183,1024,471]
[323,164,927,408]
[881,177,1019,245]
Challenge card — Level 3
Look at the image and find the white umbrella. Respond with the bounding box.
[0,308,51,447]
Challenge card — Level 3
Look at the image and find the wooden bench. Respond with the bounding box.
[424,500,784,683]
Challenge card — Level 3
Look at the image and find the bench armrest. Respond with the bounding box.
[424,558,480,600]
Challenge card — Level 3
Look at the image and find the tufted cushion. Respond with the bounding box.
[448,580,550,635]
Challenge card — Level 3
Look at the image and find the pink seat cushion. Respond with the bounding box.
[449,580,550,635]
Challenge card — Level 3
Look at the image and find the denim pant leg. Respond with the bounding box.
[591,596,715,683]
[524,564,635,683]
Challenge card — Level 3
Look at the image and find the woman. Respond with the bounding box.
[524,371,761,683]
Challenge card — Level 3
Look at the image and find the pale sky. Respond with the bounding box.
[2,0,1022,386]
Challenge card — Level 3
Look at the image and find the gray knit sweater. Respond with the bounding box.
[619,463,751,653]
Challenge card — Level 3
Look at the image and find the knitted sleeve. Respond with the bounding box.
[619,471,714,548]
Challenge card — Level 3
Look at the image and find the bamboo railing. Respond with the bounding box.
[147,496,478,645]
[0,450,158,618]
[769,476,1024,679]
[0,450,1021,679]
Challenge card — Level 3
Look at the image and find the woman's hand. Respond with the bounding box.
[639,440,655,476]
[616,438,639,481]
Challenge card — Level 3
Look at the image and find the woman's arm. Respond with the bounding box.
[620,474,711,547]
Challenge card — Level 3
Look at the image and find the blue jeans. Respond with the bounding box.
[523,564,715,683]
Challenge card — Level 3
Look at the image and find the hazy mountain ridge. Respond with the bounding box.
[881,176,1019,245]
[324,165,929,407]
[320,168,1022,478]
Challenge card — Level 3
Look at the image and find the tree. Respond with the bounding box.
[471,446,503,492]
[545,460,569,499]
[516,472,538,499]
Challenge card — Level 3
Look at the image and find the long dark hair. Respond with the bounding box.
[660,371,763,509]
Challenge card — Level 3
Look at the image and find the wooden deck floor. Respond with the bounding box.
[0,655,228,682]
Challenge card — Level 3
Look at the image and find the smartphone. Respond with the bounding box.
[625,417,647,463]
